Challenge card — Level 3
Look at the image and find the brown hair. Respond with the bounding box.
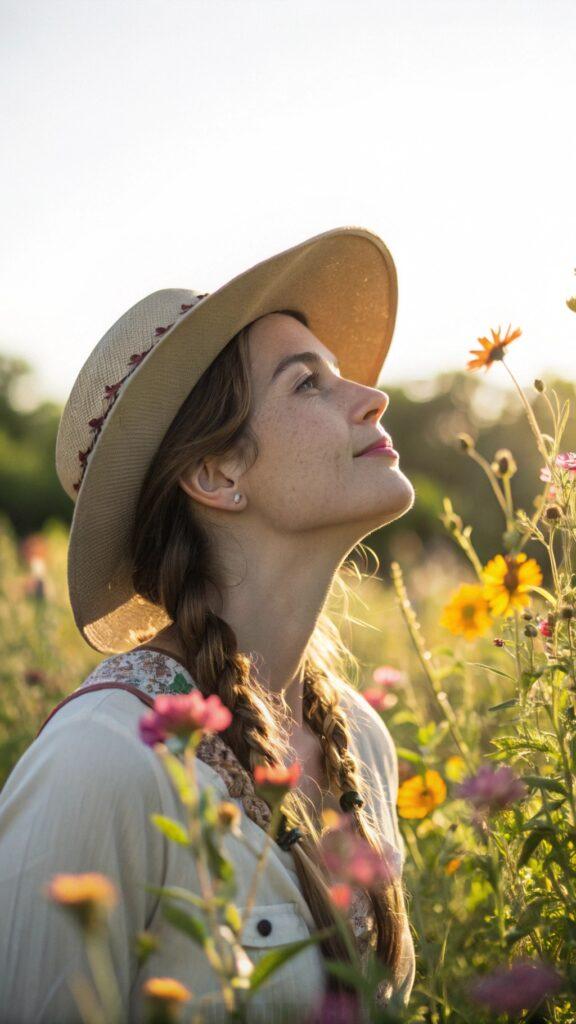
[130,310,410,1000]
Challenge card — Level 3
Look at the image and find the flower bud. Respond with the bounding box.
[544,504,562,522]
[560,604,574,620]
[491,448,517,478]
[524,624,538,638]
[493,638,505,647]
[522,611,533,621]
[533,379,545,393]
[457,432,475,452]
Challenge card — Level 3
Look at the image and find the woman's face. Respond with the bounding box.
[242,312,415,542]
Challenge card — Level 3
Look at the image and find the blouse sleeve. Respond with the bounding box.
[0,706,169,1023]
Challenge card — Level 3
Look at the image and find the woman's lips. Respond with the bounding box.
[358,445,399,458]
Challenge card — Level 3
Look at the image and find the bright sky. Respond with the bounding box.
[1,0,575,411]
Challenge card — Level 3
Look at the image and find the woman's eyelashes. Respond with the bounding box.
[295,370,321,393]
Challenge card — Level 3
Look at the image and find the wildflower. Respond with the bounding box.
[215,801,242,835]
[466,323,522,371]
[481,553,543,617]
[308,990,360,1024]
[468,958,563,1015]
[556,451,576,472]
[328,883,353,910]
[142,976,192,1011]
[361,686,398,713]
[444,755,467,782]
[457,764,527,815]
[254,761,302,806]
[493,637,505,647]
[372,665,406,688]
[397,770,447,819]
[139,691,232,746]
[24,668,46,688]
[19,534,48,571]
[491,448,517,478]
[457,432,475,452]
[439,583,493,641]
[544,503,563,523]
[319,812,401,887]
[445,858,462,875]
[538,618,553,638]
[44,872,117,931]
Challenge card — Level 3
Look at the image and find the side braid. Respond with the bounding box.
[302,662,407,979]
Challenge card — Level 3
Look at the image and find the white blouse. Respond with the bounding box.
[0,649,416,1022]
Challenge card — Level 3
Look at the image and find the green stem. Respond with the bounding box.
[84,932,124,1024]
[236,803,283,944]
[502,361,553,470]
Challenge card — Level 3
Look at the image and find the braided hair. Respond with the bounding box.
[130,311,410,1001]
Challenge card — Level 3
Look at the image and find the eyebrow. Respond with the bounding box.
[270,350,341,383]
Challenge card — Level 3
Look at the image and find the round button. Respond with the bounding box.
[256,918,272,936]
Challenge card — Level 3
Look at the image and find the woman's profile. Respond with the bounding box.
[0,226,417,1022]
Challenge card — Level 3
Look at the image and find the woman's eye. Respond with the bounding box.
[295,371,320,392]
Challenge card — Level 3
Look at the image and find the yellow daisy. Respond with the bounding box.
[397,769,447,819]
[439,583,493,641]
[481,553,543,617]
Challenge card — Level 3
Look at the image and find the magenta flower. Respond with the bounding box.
[319,813,401,888]
[361,686,398,713]
[538,618,553,638]
[372,665,406,688]
[139,691,232,746]
[468,958,563,1014]
[307,990,360,1024]
[456,764,528,814]
[556,451,576,472]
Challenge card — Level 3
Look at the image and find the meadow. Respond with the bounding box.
[1,322,575,1024]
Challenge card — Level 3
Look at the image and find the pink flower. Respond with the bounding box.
[139,691,232,746]
[328,883,352,910]
[307,990,360,1024]
[556,451,576,472]
[538,618,553,638]
[253,762,302,805]
[457,764,528,814]
[320,813,401,888]
[361,686,398,713]
[372,665,406,688]
[468,958,563,1014]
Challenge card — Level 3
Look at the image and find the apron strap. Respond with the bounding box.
[35,683,156,739]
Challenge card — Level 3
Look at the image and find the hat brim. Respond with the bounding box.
[66,225,398,653]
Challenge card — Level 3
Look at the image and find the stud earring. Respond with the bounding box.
[233,492,241,504]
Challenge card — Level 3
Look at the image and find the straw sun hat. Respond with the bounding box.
[55,226,398,654]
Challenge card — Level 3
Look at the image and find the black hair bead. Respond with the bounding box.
[277,826,304,850]
[339,789,364,812]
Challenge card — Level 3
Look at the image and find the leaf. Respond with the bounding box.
[466,662,516,681]
[161,753,194,806]
[162,902,208,946]
[204,833,235,884]
[505,896,548,942]
[143,884,208,910]
[224,903,242,935]
[518,829,555,868]
[247,929,335,994]
[167,672,195,694]
[150,814,190,845]
[488,698,519,712]
[395,747,424,765]
[522,775,567,796]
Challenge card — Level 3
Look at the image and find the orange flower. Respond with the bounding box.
[445,857,462,875]
[44,872,118,931]
[467,324,522,371]
[481,553,543,617]
[328,883,353,910]
[142,977,192,1003]
[254,761,302,806]
[440,583,493,641]
[397,769,447,819]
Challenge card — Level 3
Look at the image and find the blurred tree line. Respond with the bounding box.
[0,351,574,581]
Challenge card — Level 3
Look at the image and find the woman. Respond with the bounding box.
[0,227,416,1022]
